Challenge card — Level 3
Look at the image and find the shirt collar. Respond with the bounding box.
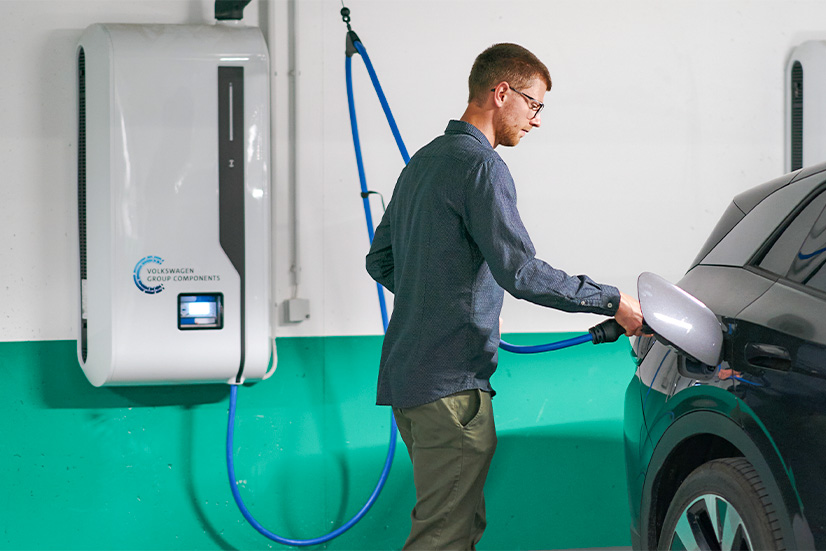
[445,120,492,149]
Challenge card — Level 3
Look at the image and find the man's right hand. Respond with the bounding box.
[615,291,645,337]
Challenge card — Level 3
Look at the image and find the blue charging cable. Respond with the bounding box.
[498,333,594,353]
[226,384,396,546]
[224,10,400,546]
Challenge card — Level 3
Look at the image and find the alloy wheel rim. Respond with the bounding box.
[668,494,753,551]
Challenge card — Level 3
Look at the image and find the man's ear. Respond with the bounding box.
[491,81,509,107]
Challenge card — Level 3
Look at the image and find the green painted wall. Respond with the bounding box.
[1,334,635,550]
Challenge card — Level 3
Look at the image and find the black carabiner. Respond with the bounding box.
[341,5,362,57]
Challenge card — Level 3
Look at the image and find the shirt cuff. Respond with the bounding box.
[577,285,620,316]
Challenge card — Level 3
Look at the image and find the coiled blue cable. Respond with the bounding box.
[226,384,397,546]
[224,31,400,547]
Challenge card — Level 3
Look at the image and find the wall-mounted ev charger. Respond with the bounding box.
[786,41,826,172]
[76,23,274,386]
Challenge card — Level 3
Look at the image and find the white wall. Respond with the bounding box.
[2,0,825,342]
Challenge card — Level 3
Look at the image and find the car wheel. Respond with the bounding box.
[658,458,784,551]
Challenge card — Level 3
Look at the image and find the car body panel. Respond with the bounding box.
[680,265,776,319]
[727,314,826,545]
[739,277,826,345]
[734,171,798,213]
[790,163,826,184]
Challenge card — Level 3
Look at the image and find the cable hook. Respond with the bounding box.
[340,3,352,31]
[341,4,361,58]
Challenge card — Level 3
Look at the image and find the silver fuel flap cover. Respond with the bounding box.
[637,272,723,367]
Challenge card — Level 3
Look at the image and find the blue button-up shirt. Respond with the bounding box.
[366,120,620,408]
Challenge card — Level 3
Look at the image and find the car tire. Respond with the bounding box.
[658,457,784,551]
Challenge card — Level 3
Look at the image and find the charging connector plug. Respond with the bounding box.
[589,319,624,344]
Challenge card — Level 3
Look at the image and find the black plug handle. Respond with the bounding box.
[589,319,624,344]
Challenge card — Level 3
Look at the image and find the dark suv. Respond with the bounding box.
[626,162,826,550]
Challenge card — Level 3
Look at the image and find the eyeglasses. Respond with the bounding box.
[491,84,544,119]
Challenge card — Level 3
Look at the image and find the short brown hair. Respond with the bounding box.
[467,43,552,104]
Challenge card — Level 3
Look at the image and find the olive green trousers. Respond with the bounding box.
[392,389,497,550]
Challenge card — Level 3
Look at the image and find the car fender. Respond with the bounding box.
[639,392,813,550]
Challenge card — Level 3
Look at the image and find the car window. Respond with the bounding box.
[789,199,826,292]
[757,190,826,277]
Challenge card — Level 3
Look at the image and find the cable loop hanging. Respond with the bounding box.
[224,8,399,547]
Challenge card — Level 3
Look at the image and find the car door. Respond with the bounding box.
[729,184,826,540]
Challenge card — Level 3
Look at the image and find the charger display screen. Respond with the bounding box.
[178,293,223,330]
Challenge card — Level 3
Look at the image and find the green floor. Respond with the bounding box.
[1,334,635,550]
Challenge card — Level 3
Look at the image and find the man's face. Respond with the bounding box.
[493,80,546,148]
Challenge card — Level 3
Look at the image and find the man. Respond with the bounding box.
[366,43,644,550]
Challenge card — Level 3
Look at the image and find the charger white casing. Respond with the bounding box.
[77,23,273,386]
